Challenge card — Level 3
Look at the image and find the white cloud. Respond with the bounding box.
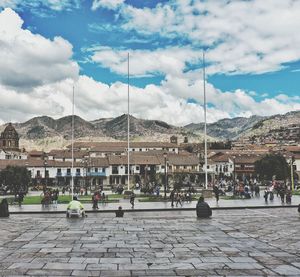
[0,0,80,13]
[91,0,125,11]
[90,46,202,77]
[0,7,299,128]
[112,0,300,75]
[0,8,79,89]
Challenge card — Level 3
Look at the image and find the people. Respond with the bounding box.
[0,199,9,217]
[92,192,99,209]
[66,196,85,218]
[115,206,124,217]
[213,184,219,202]
[130,192,135,208]
[196,196,212,218]
[170,189,175,207]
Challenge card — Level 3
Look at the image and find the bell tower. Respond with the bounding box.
[0,123,20,151]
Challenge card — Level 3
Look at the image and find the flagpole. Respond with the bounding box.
[203,52,208,189]
[71,85,75,198]
[127,53,130,191]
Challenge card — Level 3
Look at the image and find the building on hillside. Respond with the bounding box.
[67,141,179,155]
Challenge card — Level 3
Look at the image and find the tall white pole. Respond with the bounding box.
[71,85,75,198]
[203,52,208,189]
[127,53,130,191]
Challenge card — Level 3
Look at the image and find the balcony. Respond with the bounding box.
[87,172,106,177]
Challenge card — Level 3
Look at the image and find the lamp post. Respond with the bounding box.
[163,152,168,199]
[44,159,48,190]
[291,156,295,191]
[84,157,88,196]
[232,156,236,184]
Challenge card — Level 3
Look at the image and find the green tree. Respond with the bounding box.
[0,166,31,195]
[254,154,289,181]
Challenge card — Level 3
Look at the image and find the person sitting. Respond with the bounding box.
[0,199,9,217]
[196,196,212,218]
[115,206,124,217]
[66,196,85,217]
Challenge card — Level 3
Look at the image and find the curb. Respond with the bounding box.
[9,204,299,214]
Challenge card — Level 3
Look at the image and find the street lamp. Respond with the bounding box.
[44,159,48,190]
[291,155,295,191]
[84,157,88,196]
[163,152,168,199]
[232,155,236,183]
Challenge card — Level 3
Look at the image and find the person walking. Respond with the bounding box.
[213,184,219,203]
[130,192,135,208]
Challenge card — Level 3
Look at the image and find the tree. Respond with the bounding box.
[254,154,289,181]
[0,166,31,195]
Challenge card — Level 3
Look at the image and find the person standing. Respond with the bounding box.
[279,186,285,204]
[170,189,175,207]
[92,192,99,209]
[264,187,269,203]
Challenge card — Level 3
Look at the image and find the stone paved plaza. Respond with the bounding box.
[0,208,300,276]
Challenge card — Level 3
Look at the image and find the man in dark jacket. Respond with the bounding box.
[196,196,212,218]
[0,199,9,217]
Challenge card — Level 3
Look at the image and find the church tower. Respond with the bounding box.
[0,123,20,151]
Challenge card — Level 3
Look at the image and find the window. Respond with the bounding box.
[102,168,105,173]
[112,166,118,174]
[136,166,140,170]
[95,168,98,172]
[67,168,71,175]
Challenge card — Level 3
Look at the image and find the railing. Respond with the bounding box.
[87,172,106,177]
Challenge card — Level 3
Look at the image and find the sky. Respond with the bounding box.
[0,0,300,126]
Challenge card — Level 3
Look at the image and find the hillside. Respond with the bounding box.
[1,110,299,151]
[185,115,264,140]
[242,110,300,140]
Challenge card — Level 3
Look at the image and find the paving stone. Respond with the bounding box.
[26,269,73,276]
[44,262,86,270]
[273,265,300,275]
[8,262,44,270]
[1,209,300,276]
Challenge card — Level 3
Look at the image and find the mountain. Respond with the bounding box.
[13,115,100,140]
[185,115,264,140]
[242,110,300,139]
[5,114,183,141]
[1,111,299,151]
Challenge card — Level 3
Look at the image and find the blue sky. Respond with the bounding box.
[0,0,300,126]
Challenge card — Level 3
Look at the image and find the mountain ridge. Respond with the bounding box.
[1,110,299,151]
